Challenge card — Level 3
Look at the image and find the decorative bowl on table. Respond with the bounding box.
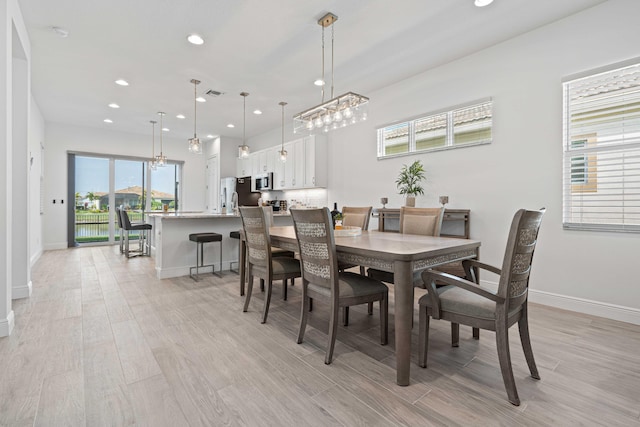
[334,226,362,237]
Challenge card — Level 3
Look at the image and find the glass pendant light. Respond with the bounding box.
[278,101,288,162]
[188,79,202,154]
[156,112,167,167]
[149,120,157,171]
[238,92,250,158]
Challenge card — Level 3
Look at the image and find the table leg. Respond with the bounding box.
[239,238,246,296]
[394,259,413,386]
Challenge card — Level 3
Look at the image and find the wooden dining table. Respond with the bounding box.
[240,226,481,386]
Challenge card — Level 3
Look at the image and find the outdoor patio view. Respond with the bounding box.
[75,155,178,244]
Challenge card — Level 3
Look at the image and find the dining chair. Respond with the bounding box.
[240,206,301,323]
[338,206,373,275]
[417,208,545,406]
[290,207,388,364]
[367,206,445,288]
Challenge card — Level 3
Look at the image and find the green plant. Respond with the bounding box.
[396,160,426,196]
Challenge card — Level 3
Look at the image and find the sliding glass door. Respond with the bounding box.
[70,153,181,247]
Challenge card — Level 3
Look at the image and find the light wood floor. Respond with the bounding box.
[1,246,639,426]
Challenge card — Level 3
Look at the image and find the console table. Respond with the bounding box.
[374,208,470,239]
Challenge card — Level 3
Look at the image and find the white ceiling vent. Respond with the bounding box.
[205,89,224,97]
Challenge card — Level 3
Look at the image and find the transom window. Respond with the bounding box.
[377,99,492,159]
[562,59,640,232]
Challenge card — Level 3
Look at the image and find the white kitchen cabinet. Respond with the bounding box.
[236,156,251,177]
[272,147,286,190]
[251,150,271,176]
[303,135,327,188]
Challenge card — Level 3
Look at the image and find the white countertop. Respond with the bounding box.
[148,211,290,219]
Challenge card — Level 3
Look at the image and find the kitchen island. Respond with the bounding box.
[148,211,292,279]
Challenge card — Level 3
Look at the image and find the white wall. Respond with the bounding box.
[43,122,207,249]
[251,1,640,323]
[28,98,44,265]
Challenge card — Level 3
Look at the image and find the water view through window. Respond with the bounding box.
[74,155,179,245]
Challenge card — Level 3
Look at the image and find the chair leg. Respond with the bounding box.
[261,280,273,324]
[451,323,460,347]
[518,305,540,380]
[359,266,366,276]
[418,305,429,368]
[343,307,349,326]
[496,321,520,406]
[368,302,373,315]
[309,297,313,312]
[380,295,388,345]
[260,279,265,292]
[473,327,480,340]
[297,283,309,344]
[282,279,287,301]
[325,301,340,364]
[243,274,254,313]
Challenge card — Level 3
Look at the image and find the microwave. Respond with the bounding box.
[252,172,273,191]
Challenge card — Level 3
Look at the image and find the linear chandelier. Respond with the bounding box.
[293,12,369,135]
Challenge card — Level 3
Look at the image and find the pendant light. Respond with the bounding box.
[156,111,167,167]
[149,120,157,171]
[188,79,202,154]
[238,92,250,159]
[278,101,287,162]
[293,12,369,135]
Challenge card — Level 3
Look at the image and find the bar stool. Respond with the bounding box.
[119,208,152,258]
[229,230,241,274]
[189,232,223,281]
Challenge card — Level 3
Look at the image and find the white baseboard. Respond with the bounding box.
[12,280,32,299]
[0,310,15,337]
[44,242,68,250]
[30,249,43,267]
[479,279,640,326]
[528,289,640,326]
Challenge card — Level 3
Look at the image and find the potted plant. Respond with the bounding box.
[396,160,426,207]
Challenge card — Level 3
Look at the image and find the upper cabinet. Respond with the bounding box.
[236,135,327,190]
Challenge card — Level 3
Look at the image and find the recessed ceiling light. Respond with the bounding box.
[104,119,113,123]
[227,124,235,128]
[162,128,169,132]
[314,79,325,86]
[253,110,262,115]
[474,0,493,7]
[176,114,185,119]
[207,134,214,139]
[196,97,206,103]
[108,103,120,109]
[187,34,204,45]
[115,79,129,86]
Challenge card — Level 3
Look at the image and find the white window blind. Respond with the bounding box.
[562,61,640,232]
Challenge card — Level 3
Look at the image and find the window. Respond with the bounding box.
[377,99,492,159]
[562,60,640,232]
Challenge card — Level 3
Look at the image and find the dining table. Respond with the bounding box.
[240,226,481,386]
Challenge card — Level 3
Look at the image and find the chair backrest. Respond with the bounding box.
[119,207,133,230]
[399,207,444,236]
[115,206,123,229]
[290,208,339,294]
[261,206,275,228]
[497,208,545,309]
[341,206,373,230]
[240,206,272,269]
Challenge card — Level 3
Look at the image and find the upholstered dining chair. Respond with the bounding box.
[338,206,373,275]
[367,206,445,288]
[291,207,388,364]
[417,208,545,406]
[240,206,301,323]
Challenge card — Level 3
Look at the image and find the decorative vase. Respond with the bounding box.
[405,196,416,207]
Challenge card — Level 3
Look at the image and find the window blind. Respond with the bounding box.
[562,61,640,232]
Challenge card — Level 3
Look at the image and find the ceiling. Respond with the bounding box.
[19,0,605,144]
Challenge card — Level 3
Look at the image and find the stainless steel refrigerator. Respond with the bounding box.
[220,176,260,213]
